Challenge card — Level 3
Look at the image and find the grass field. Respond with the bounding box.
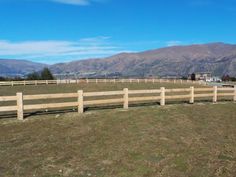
[0,103,236,177]
[0,83,236,177]
[0,82,204,96]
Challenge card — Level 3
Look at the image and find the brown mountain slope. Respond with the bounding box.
[0,59,47,76]
[50,42,236,77]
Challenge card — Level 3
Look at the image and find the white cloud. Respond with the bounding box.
[0,0,107,6]
[0,37,127,64]
[50,0,106,5]
[51,0,90,5]
[166,41,183,47]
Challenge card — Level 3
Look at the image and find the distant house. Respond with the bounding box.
[188,72,222,82]
[188,72,212,81]
[206,77,222,82]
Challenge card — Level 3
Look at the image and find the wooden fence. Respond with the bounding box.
[0,86,235,120]
[0,79,205,86]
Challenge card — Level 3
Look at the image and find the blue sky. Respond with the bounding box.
[0,0,235,64]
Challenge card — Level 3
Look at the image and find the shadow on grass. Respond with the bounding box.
[0,99,233,120]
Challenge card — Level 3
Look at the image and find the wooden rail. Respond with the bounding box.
[0,79,206,86]
[0,86,235,120]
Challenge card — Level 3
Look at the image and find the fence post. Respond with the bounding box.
[213,86,218,103]
[78,90,84,113]
[123,88,129,109]
[96,79,98,84]
[190,86,194,104]
[234,85,236,102]
[16,92,24,120]
[160,87,165,106]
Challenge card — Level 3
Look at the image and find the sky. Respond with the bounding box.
[0,0,236,64]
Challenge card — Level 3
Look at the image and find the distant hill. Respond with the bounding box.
[50,42,236,77]
[0,59,47,76]
[1,43,236,77]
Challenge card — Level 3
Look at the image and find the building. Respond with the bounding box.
[206,77,222,82]
[188,72,212,81]
[188,72,222,82]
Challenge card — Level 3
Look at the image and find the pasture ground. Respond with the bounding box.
[0,82,203,95]
[0,82,209,116]
[0,83,236,177]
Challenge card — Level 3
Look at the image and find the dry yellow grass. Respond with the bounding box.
[0,103,236,177]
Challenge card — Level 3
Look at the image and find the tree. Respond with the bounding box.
[27,72,41,80]
[222,75,236,82]
[191,73,196,81]
[222,75,230,82]
[0,76,6,81]
[40,68,54,80]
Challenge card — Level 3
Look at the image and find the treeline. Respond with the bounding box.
[0,76,23,81]
[0,68,54,81]
[222,75,236,82]
[27,68,54,80]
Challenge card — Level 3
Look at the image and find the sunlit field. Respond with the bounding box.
[0,83,236,177]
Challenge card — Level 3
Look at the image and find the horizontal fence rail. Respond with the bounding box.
[0,86,235,120]
[0,79,206,86]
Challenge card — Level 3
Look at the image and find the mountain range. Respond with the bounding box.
[1,42,236,77]
[0,59,47,76]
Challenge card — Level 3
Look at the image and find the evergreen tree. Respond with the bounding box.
[191,73,196,81]
[0,76,6,81]
[40,68,54,80]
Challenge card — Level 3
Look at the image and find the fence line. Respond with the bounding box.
[0,79,206,86]
[0,86,236,120]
